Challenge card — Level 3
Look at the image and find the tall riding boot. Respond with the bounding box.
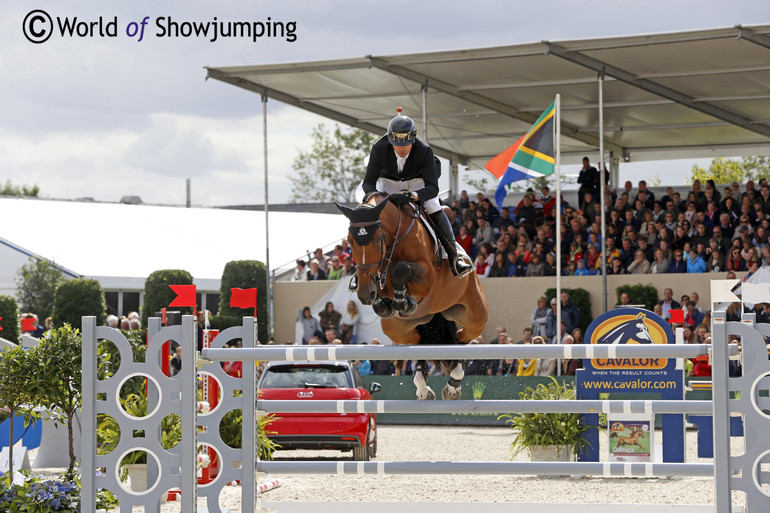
[429,211,473,278]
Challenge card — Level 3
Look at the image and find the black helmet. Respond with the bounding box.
[387,115,416,146]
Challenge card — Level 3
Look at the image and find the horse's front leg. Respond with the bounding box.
[441,360,464,400]
[413,360,436,400]
[391,262,419,315]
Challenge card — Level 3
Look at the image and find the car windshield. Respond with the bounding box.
[260,365,350,389]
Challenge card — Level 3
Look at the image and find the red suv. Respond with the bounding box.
[259,361,381,460]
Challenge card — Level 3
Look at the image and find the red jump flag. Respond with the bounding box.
[21,317,36,332]
[0,316,3,330]
[169,285,196,307]
[230,288,258,317]
[669,309,684,325]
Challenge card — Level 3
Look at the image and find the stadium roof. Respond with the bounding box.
[206,25,770,170]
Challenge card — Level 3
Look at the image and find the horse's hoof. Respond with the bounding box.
[417,387,436,400]
[442,385,462,401]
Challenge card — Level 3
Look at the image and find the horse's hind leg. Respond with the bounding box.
[441,360,464,400]
[413,360,436,400]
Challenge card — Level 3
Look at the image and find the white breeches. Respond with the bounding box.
[377,177,441,214]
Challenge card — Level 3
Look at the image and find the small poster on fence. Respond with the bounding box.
[608,415,653,462]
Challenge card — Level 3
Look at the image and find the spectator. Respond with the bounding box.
[369,338,394,375]
[464,338,490,376]
[657,288,681,321]
[291,260,307,281]
[571,327,584,345]
[456,225,474,256]
[573,259,590,276]
[533,336,556,376]
[686,249,707,273]
[561,335,583,375]
[525,253,545,277]
[474,217,495,247]
[306,259,327,280]
[318,301,342,334]
[324,328,338,345]
[530,296,552,339]
[298,306,322,345]
[342,255,356,277]
[707,238,726,272]
[489,252,510,277]
[618,292,632,306]
[667,250,687,273]
[543,252,558,276]
[313,248,330,272]
[560,291,581,335]
[169,346,182,376]
[726,247,748,272]
[650,248,670,274]
[327,256,344,280]
[684,301,705,329]
[224,340,243,378]
[496,336,516,376]
[517,326,534,345]
[577,157,599,204]
[352,359,372,376]
[627,249,651,274]
[106,314,119,328]
[339,300,360,344]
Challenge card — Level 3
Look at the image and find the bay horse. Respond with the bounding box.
[610,429,646,449]
[336,192,488,400]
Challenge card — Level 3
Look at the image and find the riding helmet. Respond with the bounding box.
[387,115,417,146]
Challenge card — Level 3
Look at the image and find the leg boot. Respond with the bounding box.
[429,211,473,278]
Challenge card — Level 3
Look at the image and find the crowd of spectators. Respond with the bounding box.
[291,243,356,282]
[448,176,770,277]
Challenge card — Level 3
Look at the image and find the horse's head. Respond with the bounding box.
[335,198,389,304]
[597,312,653,344]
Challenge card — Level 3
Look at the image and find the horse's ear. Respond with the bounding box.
[335,202,355,220]
[637,313,646,321]
[372,198,389,216]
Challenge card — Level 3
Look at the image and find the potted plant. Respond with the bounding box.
[499,377,592,461]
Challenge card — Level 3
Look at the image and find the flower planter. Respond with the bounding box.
[123,463,148,492]
[528,445,573,462]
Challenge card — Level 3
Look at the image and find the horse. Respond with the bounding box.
[336,192,488,400]
[597,313,653,345]
[610,428,646,449]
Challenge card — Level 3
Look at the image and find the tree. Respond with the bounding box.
[142,269,194,329]
[16,257,65,321]
[217,260,268,343]
[36,325,83,473]
[0,179,39,197]
[0,295,19,343]
[290,124,376,203]
[0,345,39,483]
[688,155,770,185]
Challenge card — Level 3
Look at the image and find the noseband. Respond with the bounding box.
[351,202,419,291]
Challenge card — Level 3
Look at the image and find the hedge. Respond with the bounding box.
[52,279,106,330]
[614,283,659,311]
[142,269,194,329]
[0,295,19,343]
[217,260,268,343]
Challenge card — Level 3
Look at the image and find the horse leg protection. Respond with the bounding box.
[413,360,436,400]
[391,262,418,315]
[442,360,464,400]
[372,297,395,319]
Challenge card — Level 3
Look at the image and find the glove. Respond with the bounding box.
[389,192,413,207]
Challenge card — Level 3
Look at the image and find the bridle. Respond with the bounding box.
[350,202,419,291]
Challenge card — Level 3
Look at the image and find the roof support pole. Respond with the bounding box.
[598,73,608,312]
[449,159,459,203]
[262,93,273,336]
[421,82,428,142]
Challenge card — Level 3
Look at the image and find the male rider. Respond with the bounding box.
[362,112,472,277]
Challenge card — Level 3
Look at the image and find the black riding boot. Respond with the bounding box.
[429,211,473,278]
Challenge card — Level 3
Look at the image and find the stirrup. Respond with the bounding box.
[451,257,473,278]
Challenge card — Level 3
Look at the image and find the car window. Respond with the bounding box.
[260,365,350,388]
[350,364,363,388]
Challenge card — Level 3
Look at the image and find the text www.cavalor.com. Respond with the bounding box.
[583,379,678,390]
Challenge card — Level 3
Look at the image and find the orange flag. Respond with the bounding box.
[169,285,197,312]
[230,288,258,317]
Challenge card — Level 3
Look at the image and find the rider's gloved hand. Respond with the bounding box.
[389,192,413,207]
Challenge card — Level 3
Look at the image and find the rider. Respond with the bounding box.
[362,112,473,278]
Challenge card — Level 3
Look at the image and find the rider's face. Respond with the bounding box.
[393,143,412,158]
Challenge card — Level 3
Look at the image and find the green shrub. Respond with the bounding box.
[142,269,194,328]
[52,279,106,331]
[615,283,659,311]
[0,295,19,343]
[544,287,593,333]
[217,260,268,343]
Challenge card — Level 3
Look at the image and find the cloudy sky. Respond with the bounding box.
[2,1,768,207]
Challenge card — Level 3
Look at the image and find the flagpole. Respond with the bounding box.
[599,72,608,312]
[555,94,562,343]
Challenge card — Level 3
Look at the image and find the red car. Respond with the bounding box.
[259,360,381,460]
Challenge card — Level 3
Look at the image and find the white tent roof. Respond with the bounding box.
[0,197,348,291]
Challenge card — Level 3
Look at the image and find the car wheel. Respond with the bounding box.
[353,429,370,461]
